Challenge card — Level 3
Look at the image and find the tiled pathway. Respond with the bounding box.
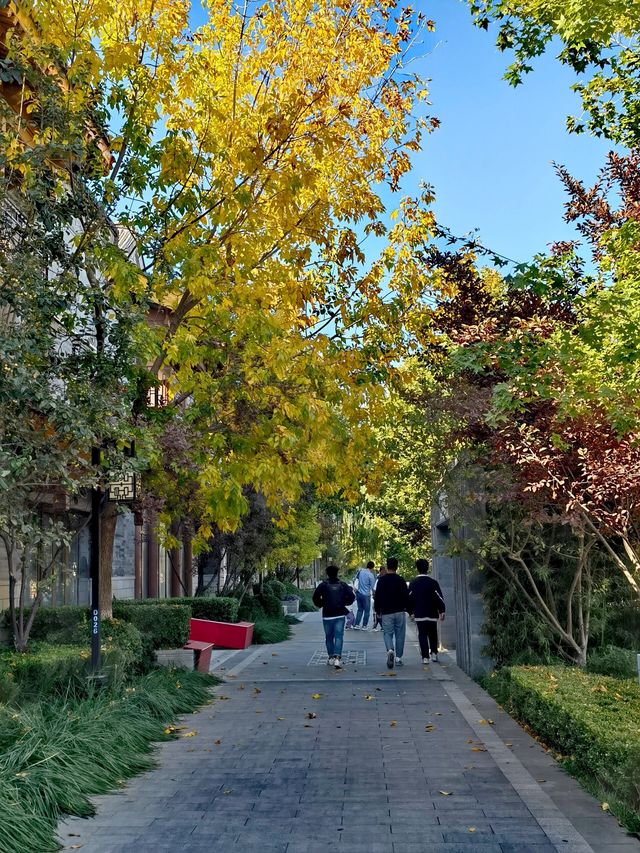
[58,615,640,853]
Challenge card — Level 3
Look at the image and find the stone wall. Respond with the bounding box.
[431,491,493,679]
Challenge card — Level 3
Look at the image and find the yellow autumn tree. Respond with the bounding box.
[7,0,437,607]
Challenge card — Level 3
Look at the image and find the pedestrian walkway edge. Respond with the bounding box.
[442,680,595,853]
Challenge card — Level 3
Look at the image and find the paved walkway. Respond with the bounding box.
[58,614,640,853]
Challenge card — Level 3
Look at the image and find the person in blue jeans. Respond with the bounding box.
[313,565,356,669]
[373,556,409,669]
[352,561,376,630]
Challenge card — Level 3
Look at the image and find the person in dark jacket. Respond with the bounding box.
[408,558,445,664]
[313,565,356,669]
[373,556,409,669]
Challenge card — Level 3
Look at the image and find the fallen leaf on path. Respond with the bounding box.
[471,747,486,752]
[375,687,382,691]
[239,684,245,689]
[218,696,230,701]
[253,687,261,694]
[68,835,80,838]
[364,695,374,700]
[277,716,285,721]
[255,710,263,714]
[304,724,312,728]
[311,693,322,699]
[214,739,222,745]
[183,731,197,738]
[307,712,317,719]
[223,789,233,795]
[601,803,609,811]
[272,653,278,656]
[468,827,476,833]
[390,721,397,727]
[466,739,474,744]
[438,791,451,796]
[505,742,513,747]
[435,712,443,716]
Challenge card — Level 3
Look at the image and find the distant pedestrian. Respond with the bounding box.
[408,558,445,664]
[372,563,387,631]
[374,556,409,669]
[352,561,376,630]
[313,565,356,669]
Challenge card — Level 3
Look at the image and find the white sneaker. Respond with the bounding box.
[373,626,381,632]
[432,653,439,663]
[396,657,403,667]
[334,657,343,669]
[352,625,361,630]
[327,656,335,665]
[422,657,430,665]
[386,649,395,669]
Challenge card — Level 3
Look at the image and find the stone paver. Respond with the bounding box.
[57,614,640,853]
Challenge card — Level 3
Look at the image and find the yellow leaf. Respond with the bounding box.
[311,693,322,700]
[438,791,451,796]
[601,802,610,811]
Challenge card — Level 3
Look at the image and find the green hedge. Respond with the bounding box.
[117,595,240,624]
[484,665,640,832]
[112,601,190,649]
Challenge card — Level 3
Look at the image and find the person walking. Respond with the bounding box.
[374,556,409,669]
[352,561,376,630]
[312,565,356,669]
[372,563,387,631]
[408,558,445,664]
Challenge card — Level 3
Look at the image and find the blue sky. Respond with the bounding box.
[401,0,613,262]
[190,0,615,264]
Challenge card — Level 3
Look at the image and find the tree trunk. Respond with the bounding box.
[182,531,193,597]
[99,502,118,618]
[169,521,183,598]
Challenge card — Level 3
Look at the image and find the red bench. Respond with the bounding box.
[187,618,254,650]
[183,639,214,673]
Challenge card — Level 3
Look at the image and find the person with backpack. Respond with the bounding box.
[374,556,409,669]
[408,558,446,664]
[313,565,356,669]
[351,560,376,630]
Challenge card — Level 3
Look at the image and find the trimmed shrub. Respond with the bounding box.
[252,618,292,644]
[237,596,266,623]
[0,604,89,644]
[112,601,190,649]
[118,595,240,623]
[587,645,638,680]
[484,665,640,832]
[255,588,282,618]
[264,579,287,600]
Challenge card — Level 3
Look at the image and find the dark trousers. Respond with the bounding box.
[417,620,439,658]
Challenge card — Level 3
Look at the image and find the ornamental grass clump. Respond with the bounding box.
[0,669,213,853]
[485,665,640,832]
